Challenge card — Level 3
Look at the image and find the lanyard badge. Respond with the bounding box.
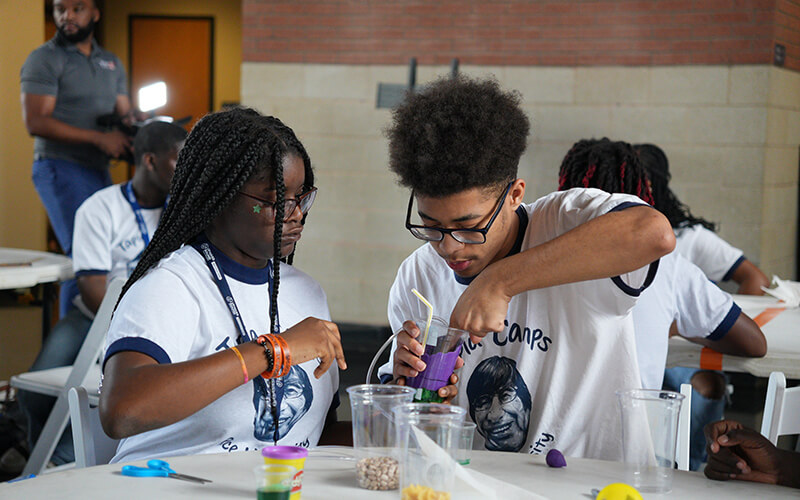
[194,239,282,444]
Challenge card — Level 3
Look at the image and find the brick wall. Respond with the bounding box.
[243,0,800,71]
[776,0,800,69]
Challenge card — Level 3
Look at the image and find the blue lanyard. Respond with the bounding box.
[192,239,281,444]
[123,181,166,247]
[193,240,280,342]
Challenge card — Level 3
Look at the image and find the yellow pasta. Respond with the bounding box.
[401,484,451,500]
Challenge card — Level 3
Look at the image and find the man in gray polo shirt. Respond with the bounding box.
[21,0,133,317]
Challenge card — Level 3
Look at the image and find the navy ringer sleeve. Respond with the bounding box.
[705,303,741,341]
[103,337,171,371]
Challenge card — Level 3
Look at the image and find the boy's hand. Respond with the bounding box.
[392,320,463,403]
[449,269,511,344]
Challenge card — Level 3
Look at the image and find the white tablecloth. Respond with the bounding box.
[0,248,73,290]
[2,447,797,499]
[667,294,800,378]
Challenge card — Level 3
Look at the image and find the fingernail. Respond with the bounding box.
[410,370,417,377]
[417,362,426,371]
[719,435,729,444]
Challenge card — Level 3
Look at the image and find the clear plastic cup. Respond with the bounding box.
[405,317,469,403]
[617,389,685,493]
[456,421,476,466]
[393,402,466,498]
[347,384,416,490]
[253,464,296,500]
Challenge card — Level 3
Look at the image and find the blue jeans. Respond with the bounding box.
[16,301,93,464]
[32,158,111,318]
[663,366,726,471]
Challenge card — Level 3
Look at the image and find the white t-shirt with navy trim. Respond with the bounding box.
[103,243,338,463]
[674,225,745,283]
[381,188,655,461]
[72,184,162,313]
[633,251,740,390]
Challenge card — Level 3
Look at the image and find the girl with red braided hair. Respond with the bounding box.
[558,138,766,472]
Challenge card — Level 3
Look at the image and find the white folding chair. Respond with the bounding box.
[10,278,123,475]
[68,386,119,467]
[675,383,692,471]
[761,371,800,446]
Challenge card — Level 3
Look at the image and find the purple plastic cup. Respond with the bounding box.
[404,317,468,402]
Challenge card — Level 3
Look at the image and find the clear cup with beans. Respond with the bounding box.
[347,384,416,490]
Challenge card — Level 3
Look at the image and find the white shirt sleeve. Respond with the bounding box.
[672,254,739,340]
[536,188,658,295]
[674,225,745,282]
[103,268,199,369]
[72,195,113,275]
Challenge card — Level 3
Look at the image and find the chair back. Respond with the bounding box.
[761,371,800,445]
[68,386,119,467]
[675,383,692,471]
[11,278,124,475]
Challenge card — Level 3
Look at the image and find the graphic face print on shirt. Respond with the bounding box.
[466,356,532,452]
[253,366,313,441]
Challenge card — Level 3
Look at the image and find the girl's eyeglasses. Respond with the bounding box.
[239,187,318,221]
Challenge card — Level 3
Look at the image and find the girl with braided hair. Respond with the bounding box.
[99,107,347,463]
[558,138,766,471]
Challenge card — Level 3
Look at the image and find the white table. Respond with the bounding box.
[666,294,800,378]
[1,448,797,499]
[0,247,73,339]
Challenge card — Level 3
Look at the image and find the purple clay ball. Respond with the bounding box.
[546,448,566,468]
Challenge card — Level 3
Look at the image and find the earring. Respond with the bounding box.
[252,204,262,214]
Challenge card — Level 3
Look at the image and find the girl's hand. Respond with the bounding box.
[282,317,347,378]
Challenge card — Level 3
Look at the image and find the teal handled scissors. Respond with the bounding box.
[121,459,212,484]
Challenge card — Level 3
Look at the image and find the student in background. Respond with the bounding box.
[16,121,186,466]
[557,137,766,389]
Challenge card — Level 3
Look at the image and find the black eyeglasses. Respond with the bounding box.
[239,187,318,221]
[405,181,513,244]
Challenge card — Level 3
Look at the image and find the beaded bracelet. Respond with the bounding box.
[255,334,278,378]
[229,346,249,384]
[255,334,292,378]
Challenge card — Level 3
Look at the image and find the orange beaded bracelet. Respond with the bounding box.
[255,335,278,379]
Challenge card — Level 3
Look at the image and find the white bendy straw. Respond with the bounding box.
[411,288,434,347]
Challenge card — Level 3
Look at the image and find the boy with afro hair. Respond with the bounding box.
[379,76,675,460]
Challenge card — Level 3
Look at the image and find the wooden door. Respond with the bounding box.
[129,16,213,129]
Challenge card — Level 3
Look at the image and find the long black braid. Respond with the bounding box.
[260,117,314,333]
[558,138,654,205]
[634,143,717,231]
[120,108,315,340]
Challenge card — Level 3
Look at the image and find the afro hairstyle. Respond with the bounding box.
[386,75,530,197]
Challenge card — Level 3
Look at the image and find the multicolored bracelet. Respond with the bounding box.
[229,345,249,384]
